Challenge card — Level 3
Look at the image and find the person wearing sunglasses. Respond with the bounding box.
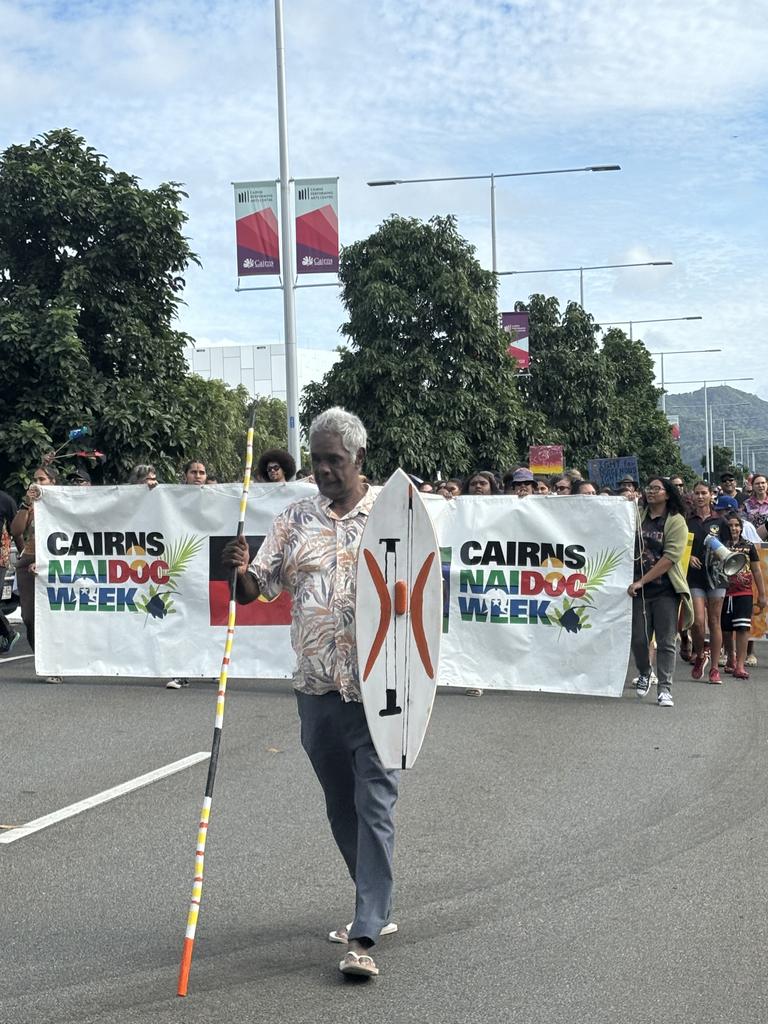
[627,478,692,708]
[257,448,297,483]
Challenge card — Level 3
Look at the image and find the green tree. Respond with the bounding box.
[514,295,614,469]
[301,215,524,479]
[702,445,735,481]
[600,328,687,478]
[0,129,250,491]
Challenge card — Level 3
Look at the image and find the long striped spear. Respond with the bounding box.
[177,414,256,997]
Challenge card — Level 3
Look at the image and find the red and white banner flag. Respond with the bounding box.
[295,178,339,275]
[502,312,530,372]
[234,181,280,277]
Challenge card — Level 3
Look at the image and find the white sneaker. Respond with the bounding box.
[745,654,758,668]
[657,689,674,707]
[634,670,657,698]
[44,676,63,684]
[165,678,189,689]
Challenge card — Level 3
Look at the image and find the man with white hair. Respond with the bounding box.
[223,407,398,979]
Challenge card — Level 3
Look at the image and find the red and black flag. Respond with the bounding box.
[208,536,292,626]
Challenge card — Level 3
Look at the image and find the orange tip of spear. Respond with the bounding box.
[177,937,194,996]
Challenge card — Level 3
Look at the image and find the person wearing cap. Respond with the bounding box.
[502,467,534,497]
[713,495,761,543]
[618,476,639,501]
[719,472,744,506]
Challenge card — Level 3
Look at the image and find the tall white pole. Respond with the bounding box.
[660,353,666,413]
[712,407,720,479]
[274,0,301,466]
[708,382,712,481]
[490,174,497,275]
[579,268,584,307]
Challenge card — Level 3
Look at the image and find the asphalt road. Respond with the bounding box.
[2,628,768,1024]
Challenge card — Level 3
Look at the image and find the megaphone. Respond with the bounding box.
[704,534,748,579]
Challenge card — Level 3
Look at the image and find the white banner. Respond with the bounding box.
[34,486,634,696]
[424,494,635,696]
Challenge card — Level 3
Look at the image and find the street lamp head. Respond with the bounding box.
[589,165,622,172]
[367,179,402,187]
[650,261,674,266]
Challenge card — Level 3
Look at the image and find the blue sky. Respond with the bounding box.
[3,0,767,398]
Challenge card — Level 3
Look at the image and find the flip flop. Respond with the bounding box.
[339,950,379,977]
[328,921,398,943]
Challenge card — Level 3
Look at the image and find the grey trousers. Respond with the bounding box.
[296,690,399,945]
[631,591,679,689]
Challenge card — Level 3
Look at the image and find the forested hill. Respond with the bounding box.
[665,386,768,473]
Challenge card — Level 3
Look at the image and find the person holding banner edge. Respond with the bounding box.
[222,407,398,980]
[628,478,693,707]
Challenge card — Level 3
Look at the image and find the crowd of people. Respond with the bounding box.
[2,406,768,980]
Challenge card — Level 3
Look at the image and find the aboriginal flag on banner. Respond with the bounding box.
[209,536,292,626]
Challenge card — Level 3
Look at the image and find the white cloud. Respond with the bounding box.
[1,0,766,402]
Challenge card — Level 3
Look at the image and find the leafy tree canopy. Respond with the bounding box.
[301,214,524,479]
[0,129,253,492]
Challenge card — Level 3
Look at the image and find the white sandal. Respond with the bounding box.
[339,950,379,977]
[328,921,398,943]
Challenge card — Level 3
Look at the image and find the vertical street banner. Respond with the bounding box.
[295,177,339,274]
[667,414,681,443]
[529,445,564,475]
[501,312,530,372]
[233,181,280,277]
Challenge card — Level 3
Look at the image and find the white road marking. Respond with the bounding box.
[0,654,34,664]
[0,752,210,844]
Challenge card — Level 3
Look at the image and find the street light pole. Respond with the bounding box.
[498,261,673,307]
[274,0,300,466]
[490,173,497,274]
[665,378,754,482]
[368,164,620,275]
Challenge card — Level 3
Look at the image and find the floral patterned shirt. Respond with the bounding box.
[744,496,768,531]
[247,486,375,701]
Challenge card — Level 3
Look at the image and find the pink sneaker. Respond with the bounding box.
[709,667,722,684]
[732,668,750,680]
[691,654,709,680]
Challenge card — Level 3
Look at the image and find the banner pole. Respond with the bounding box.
[274,0,301,469]
[177,412,256,997]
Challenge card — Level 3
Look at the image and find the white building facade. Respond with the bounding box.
[185,343,340,401]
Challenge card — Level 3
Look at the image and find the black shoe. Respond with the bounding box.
[0,630,20,654]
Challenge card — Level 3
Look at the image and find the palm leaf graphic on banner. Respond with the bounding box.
[135,535,205,620]
[550,548,622,636]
